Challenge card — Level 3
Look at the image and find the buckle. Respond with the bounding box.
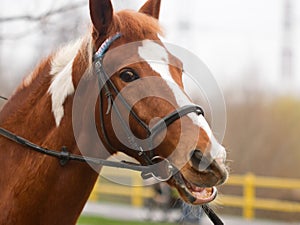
[141,156,174,182]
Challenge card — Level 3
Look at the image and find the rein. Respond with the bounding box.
[0,34,224,225]
[0,127,151,170]
[0,96,8,101]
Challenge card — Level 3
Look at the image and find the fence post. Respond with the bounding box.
[131,173,143,207]
[89,177,100,202]
[243,173,255,219]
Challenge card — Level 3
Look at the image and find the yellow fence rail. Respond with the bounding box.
[89,167,155,207]
[89,170,300,219]
[219,173,300,219]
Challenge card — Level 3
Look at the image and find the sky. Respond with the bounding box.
[159,0,300,95]
[0,0,299,96]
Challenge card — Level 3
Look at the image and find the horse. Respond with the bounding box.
[0,0,228,224]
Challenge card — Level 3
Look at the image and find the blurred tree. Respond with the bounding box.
[224,93,300,179]
[0,0,88,96]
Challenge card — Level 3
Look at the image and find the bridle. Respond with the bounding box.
[0,33,223,225]
[94,34,205,180]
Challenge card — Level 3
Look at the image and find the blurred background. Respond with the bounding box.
[1,0,300,223]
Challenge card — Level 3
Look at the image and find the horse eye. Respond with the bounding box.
[119,69,139,82]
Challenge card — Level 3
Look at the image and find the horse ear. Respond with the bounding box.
[139,0,161,19]
[89,0,113,37]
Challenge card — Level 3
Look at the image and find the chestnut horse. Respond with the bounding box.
[0,0,228,224]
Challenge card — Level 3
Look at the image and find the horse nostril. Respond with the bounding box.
[189,149,211,171]
[191,149,203,161]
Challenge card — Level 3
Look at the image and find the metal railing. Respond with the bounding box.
[89,169,300,219]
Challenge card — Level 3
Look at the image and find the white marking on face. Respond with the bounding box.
[138,40,226,162]
[138,41,210,131]
[48,39,82,126]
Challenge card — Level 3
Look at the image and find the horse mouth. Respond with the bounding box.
[170,171,218,205]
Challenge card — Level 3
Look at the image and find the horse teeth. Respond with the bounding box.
[191,187,213,199]
[194,186,204,192]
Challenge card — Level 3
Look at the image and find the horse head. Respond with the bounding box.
[0,1,228,224]
[85,0,228,205]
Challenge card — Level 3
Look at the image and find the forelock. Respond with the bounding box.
[114,10,163,40]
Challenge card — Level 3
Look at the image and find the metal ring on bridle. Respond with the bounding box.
[148,156,174,182]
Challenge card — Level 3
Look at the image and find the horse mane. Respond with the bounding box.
[114,10,163,40]
[0,36,92,125]
[0,9,162,126]
[20,9,163,89]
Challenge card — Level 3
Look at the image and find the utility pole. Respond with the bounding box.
[281,0,294,79]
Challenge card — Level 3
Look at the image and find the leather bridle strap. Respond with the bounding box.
[0,127,152,171]
[202,204,224,225]
[95,58,155,166]
[150,105,204,137]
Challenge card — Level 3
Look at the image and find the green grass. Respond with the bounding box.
[77,215,177,225]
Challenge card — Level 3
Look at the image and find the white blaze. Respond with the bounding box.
[138,40,226,161]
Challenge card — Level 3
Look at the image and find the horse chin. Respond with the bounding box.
[168,172,218,205]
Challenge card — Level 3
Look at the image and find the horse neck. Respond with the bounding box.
[0,37,95,146]
[0,37,100,225]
